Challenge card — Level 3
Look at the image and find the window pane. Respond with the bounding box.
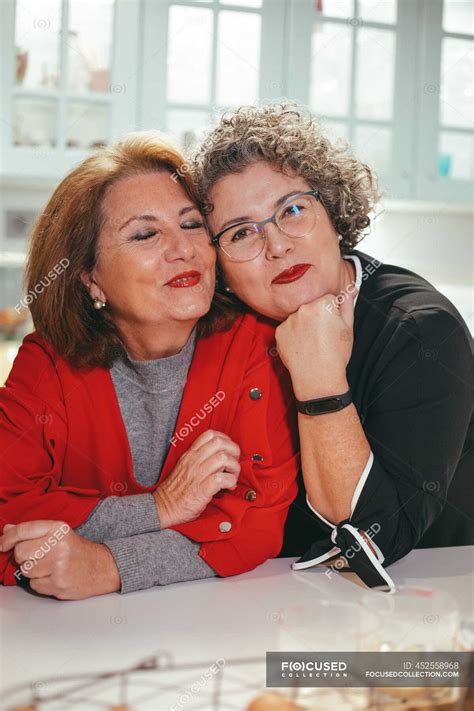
[216,12,261,105]
[310,23,352,117]
[439,131,473,180]
[167,109,211,152]
[440,38,474,128]
[220,0,262,6]
[167,6,213,104]
[355,28,395,119]
[14,97,57,147]
[315,0,353,18]
[443,0,474,34]
[66,102,109,149]
[67,0,115,94]
[354,124,392,176]
[14,0,61,89]
[358,0,397,24]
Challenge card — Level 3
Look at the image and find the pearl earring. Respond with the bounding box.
[224,286,232,293]
[93,298,106,310]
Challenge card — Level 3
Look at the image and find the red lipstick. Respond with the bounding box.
[272,264,311,285]
[165,270,201,288]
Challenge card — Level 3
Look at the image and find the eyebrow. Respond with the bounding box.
[119,205,197,231]
[216,191,303,232]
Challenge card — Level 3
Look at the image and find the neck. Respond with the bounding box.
[118,319,197,361]
[338,255,356,294]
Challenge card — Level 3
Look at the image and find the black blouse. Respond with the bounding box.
[281,249,473,590]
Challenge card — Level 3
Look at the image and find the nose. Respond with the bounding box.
[264,221,295,260]
[163,226,196,262]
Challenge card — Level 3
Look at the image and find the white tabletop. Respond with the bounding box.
[1,546,473,710]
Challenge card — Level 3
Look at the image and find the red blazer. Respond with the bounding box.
[0,313,299,586]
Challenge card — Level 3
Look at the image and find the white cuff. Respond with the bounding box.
[292,545,341,570]
[350,450,374,517]
[306,493,336,529]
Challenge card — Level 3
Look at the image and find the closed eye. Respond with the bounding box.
[181,221,206,230]
[132,229,158,241]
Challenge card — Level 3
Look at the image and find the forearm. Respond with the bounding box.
[75,493,161,542]
[298,403,371,523]
[104,529,216,593]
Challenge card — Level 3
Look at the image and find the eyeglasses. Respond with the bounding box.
[211,190,321,262]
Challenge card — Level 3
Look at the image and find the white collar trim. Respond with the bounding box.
[342,253,362,306]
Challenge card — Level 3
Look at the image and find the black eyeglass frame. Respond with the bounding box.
[211,189,321,260]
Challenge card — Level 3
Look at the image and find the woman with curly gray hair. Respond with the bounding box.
[193,103,473,592]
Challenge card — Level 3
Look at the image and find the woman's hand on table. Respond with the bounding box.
[275,290,357,399]
[0,520,120,599]
[154,429,241,528]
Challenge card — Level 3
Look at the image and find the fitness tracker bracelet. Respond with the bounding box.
[295,389,352,416]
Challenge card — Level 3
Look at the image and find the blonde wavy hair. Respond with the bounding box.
[192,102,380,252]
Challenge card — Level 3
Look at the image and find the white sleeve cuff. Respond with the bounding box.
[306,493,336,529]
[350,450,374,517]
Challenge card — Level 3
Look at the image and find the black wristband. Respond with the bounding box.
[295,389,352,416]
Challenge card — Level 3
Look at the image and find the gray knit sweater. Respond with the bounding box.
[75,328,215,593]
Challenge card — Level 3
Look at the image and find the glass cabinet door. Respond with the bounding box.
[13,0,115,150]
[294,0,398,186]
[142,0,264,153]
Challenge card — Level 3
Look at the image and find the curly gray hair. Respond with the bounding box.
[192,102,380,253]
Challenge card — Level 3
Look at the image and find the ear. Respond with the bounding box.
[80,271,107,304]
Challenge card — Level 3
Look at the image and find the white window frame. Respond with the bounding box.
[282,0,472,205]
[415,0,473,203]
[0,0,141,180]
[1,0,472,205]
[140,0,273,145]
